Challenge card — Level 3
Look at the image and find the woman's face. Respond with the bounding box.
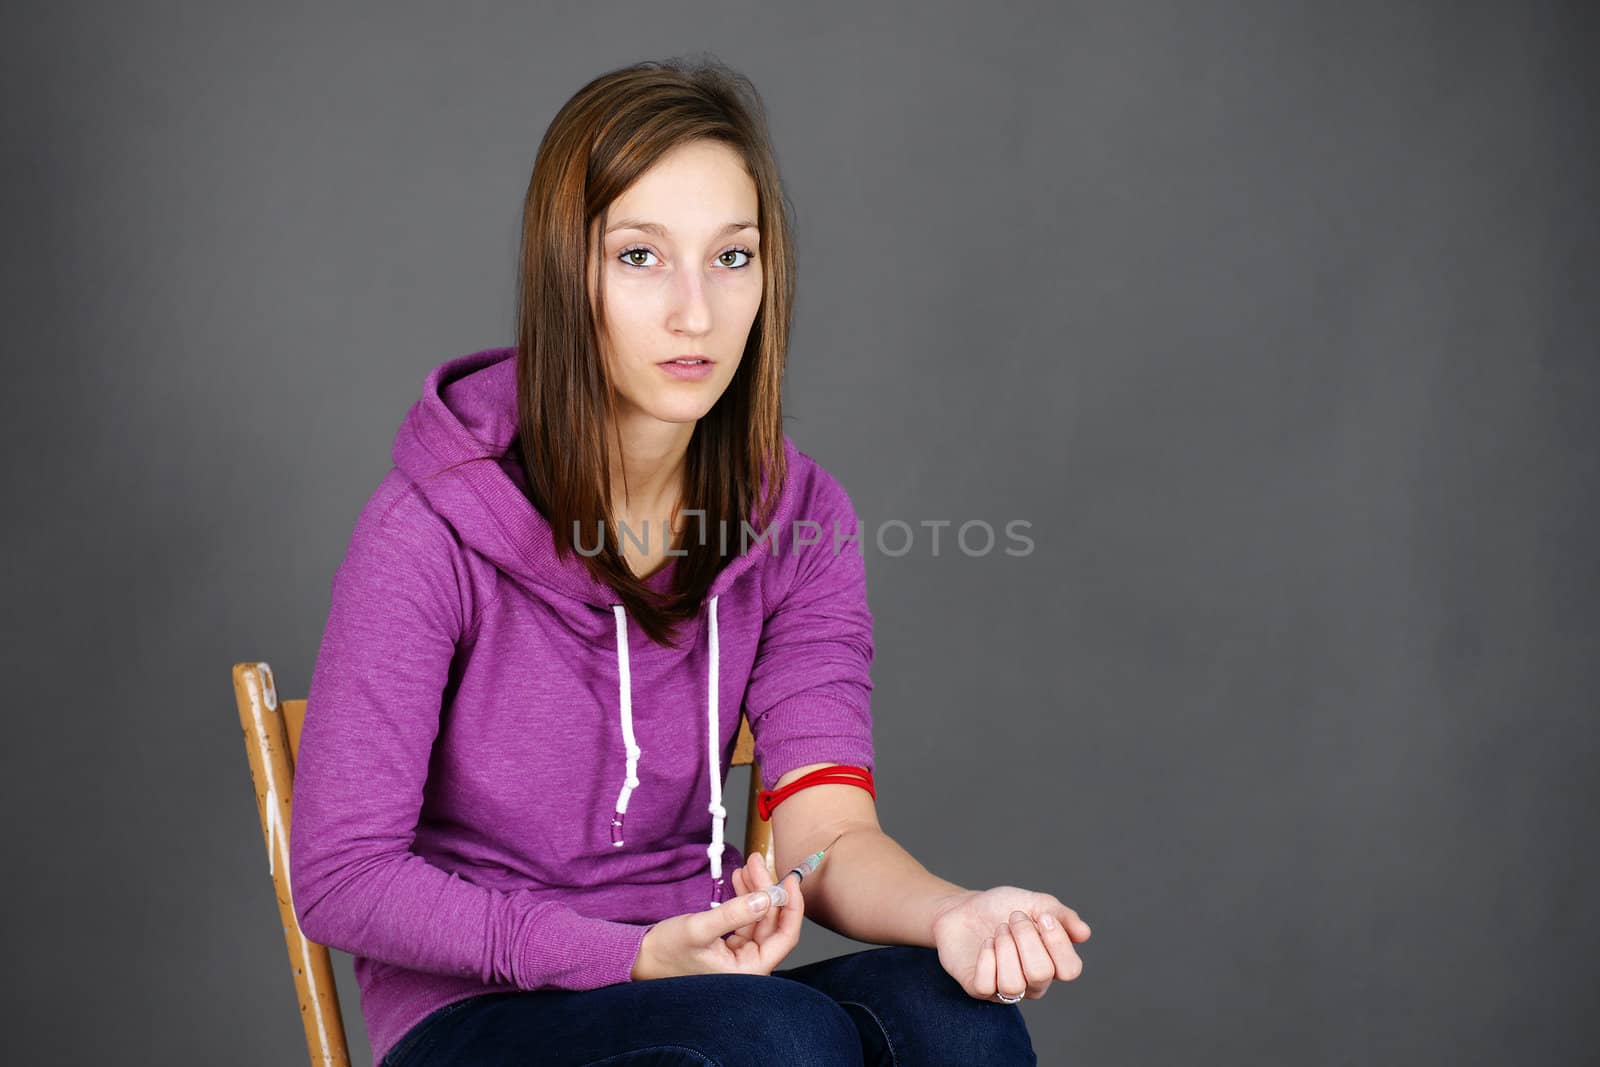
[587,139,763,427]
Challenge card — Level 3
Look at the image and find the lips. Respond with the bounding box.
[658,357,716,381]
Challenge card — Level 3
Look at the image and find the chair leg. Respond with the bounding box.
[234,662,354,1066]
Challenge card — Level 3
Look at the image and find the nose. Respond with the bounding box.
[667,264,713,337]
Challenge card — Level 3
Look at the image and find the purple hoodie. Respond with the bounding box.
[288,346,876,1064]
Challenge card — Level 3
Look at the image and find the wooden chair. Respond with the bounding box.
[233,659,774,1067]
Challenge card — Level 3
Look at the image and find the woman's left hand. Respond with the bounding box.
[930,886,1091,1002]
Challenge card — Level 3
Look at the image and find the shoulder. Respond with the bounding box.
[347,467,464,558]
[753,441,870,614]
[783,442,864,528]
[332,467,483,637]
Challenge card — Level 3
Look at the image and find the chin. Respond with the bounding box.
[641,395,720,424]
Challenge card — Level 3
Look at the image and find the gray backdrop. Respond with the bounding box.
[4,2,1594,1064]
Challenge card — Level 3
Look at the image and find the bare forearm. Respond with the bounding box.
[781,827,973,947]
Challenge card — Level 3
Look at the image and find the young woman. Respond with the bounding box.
[289,57,1090,1066]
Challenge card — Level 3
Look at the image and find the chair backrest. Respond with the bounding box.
[234,659,771,1067]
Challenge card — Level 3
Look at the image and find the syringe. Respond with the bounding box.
[761,833,844,907]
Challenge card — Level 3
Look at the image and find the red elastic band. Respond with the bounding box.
[757,765,875,821]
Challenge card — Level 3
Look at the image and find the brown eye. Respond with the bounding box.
[619,247,658,268]
[719,248,754,269]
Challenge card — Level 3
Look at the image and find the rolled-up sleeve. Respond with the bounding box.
[741,467,876,789]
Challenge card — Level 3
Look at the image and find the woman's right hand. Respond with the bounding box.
[631,853,804,980]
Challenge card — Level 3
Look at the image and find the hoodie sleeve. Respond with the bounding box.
[288,472,651,990]
[742,462,877,789]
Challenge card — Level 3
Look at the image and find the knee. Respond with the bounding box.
[850,945,1038,1066]
[712,975,864,1067]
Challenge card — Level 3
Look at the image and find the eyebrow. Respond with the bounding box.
[605,219,759,238]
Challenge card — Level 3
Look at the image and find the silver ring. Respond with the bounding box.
[993,991,1023,1004]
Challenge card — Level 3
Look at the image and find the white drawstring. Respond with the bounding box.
[705,594,726,907]
[610,595,727,909]
[609,605,642,848]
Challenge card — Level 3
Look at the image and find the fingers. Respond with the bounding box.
[1039,896,1091,942]
[758,871,804,970]
[705,876,778,939]
[774,871,803,937]
[746,853,783,940]
[975,936,998,997]
[703,854,802,970]
[724,867,755,948]
[1003,911,1068,997]
[992,921,1027,1001]
[1032,910,1086,980]
[749,849,773,881]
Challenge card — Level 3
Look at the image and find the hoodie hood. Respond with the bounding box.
[389,345,800,907]
[392,346,797,608]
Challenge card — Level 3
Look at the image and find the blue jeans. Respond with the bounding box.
[380,945,1037,1066]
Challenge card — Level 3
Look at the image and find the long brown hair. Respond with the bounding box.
[515,56,794,649]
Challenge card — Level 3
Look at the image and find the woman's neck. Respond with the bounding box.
[607,414,694,542]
